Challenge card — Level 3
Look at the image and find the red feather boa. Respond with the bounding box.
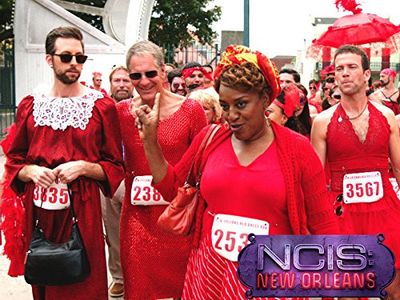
[0,124,26,276]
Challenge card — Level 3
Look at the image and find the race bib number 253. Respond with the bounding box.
[211,214,269,262]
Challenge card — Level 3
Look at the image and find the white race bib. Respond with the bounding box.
[33,182,70,210]
[389,178,400,200]
[343,171,383,204]
[131,175,169,206]
[211,214,269,262]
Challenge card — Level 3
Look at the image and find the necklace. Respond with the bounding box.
[338,102,368,122]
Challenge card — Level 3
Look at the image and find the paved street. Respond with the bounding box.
[0,151,123,299]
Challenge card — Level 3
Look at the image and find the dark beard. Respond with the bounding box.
[380,79,389,87]
[56,71,80,84]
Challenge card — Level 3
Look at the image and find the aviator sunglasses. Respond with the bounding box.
[129,70,158,80]
[53,53,88,64]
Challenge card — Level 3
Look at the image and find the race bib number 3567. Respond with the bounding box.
[343,171,383,204]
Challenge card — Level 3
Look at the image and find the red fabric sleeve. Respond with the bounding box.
[5,96,34,195]
[154,125,211,201]
[298,139,340,234]
[186,98,208,142]
[94,98,125,198]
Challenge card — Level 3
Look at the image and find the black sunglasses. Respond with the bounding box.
[326,77,335,83]
[53,54,88,64]
[129,70,158,80]
[332,94,341,100]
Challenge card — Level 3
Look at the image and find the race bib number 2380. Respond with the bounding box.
[131,176,169,206]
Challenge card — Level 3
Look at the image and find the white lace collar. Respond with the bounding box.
[32,89,103,131]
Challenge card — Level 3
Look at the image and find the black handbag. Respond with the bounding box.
[24,185,91,286]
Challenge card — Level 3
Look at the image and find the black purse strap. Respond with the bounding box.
[34,183,77,227]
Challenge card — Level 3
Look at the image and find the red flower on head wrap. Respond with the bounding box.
[214,45,281,100]
[381,68,397,79]
[274,84,301,118]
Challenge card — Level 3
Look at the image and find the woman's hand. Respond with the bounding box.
[135,93,160,142]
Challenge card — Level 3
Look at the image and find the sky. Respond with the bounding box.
[213,0,400,57]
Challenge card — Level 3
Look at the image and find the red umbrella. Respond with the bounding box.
[307,0,400,58]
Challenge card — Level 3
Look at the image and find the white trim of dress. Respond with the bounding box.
[32,88,103,131]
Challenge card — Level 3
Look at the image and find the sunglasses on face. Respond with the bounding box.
[334,193,344,216]
[323,87,330,91]
[53,54,88,64]
[129,70,158,80]
[309,86,317,90]
[172,83,186,89]
[326,77,335,83]
[332,94,341,100]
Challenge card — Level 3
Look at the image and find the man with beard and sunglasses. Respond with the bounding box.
[3,26,124,300]
[370,68,400,115]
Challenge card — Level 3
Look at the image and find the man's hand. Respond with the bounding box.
[18,165,57,188]
[53,161,86,184]
[135,93,160,142]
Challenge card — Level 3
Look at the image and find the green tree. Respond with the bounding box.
[0,0,14,41]
[149,0,221,47]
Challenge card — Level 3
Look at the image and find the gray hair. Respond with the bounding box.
[126,40,164,69]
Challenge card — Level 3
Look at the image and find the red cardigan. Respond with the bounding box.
[155,122,340,245]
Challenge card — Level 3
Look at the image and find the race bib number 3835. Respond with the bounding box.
[211,214,269,262]
[343,171,383,204]
[131,175,169,206]
[33,182,70,210]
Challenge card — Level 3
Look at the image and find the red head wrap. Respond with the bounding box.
[181,66,211,80]
[273,84,301,118]
[214,45,281,100]
[381,68,397,79]
[320,64,335,80]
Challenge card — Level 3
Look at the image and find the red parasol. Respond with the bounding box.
[307,0,400,59]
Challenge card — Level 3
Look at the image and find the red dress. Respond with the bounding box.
[327,101,400,269]
[5,93,124,299]
[155,122,339,299]
[116,98,207,299]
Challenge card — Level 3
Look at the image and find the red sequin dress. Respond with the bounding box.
[116,98,207,299]
[327,101,400,268]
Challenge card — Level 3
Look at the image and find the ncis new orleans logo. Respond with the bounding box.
[237,235,394,299]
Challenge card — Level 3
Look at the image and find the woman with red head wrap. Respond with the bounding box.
[135,44,339,299]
